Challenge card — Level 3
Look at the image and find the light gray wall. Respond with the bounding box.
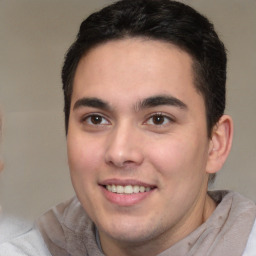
[0,0,255,220]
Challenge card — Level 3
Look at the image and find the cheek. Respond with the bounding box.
[147,134,209,180]
[67,134,104,180]
[67,134,107,210]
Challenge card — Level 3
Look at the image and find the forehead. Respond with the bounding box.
[72,38,203,107]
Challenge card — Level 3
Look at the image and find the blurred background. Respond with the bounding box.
[0,0,255,221]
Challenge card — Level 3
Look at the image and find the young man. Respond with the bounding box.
[1,0,255,255]
[35,0,255,255]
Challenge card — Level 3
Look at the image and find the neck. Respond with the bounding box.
[99,177,216,256]
[99,193,216,256]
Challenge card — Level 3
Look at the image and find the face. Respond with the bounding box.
[67,38,213,251]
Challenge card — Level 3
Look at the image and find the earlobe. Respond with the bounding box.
[206,115,233,174]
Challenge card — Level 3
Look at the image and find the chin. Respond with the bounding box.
[100,219,162,245]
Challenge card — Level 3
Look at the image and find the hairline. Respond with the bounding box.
[65,36,212,136]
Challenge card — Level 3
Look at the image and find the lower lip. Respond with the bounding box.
[101,186,154,206]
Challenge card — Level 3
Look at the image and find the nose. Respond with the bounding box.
[104,123,144,168]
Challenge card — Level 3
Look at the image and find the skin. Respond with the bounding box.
[67,38,232,256]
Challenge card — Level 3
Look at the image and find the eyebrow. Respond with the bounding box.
[73,95,187,112]
[136,95,188,111]
[73,97,111,111]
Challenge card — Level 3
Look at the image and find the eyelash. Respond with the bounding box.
[81,113,110,126]
[144,112,175,127]
[80,112,175,129]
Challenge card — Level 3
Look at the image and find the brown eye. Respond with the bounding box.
[83,114,109,125]
[152,115,165,125]
[145,113,173,127]
[90,115,103,124]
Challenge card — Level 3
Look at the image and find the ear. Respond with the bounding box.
[206,115,233,174]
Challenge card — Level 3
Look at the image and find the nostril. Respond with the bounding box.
[106,158,141,170]
[104,131,144,167]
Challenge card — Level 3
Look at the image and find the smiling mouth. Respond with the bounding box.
[104,184,153,194]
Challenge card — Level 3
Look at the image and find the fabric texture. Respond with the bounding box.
[0,214,31,244]
[0,206,50,255]
[36,190,256,256]
[0,226,51,256]
[243,219,256,256]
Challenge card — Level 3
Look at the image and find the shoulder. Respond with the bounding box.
[37,196,90,237]
[0,211,49,255]
[0,227,51,256]
[243,219,256,256]
[0,215,31,244]
[36,196,96,255]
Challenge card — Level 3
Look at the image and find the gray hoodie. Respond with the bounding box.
[35,191,256,256]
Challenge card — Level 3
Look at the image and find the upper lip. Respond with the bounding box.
[99,178,156,188]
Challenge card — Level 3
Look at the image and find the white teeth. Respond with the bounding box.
[112,185,117,193]
[133,185,140,193]
[106,184,152,194]
[116,185,124,194]
[139,186,145,193]
[124,185,133,194]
